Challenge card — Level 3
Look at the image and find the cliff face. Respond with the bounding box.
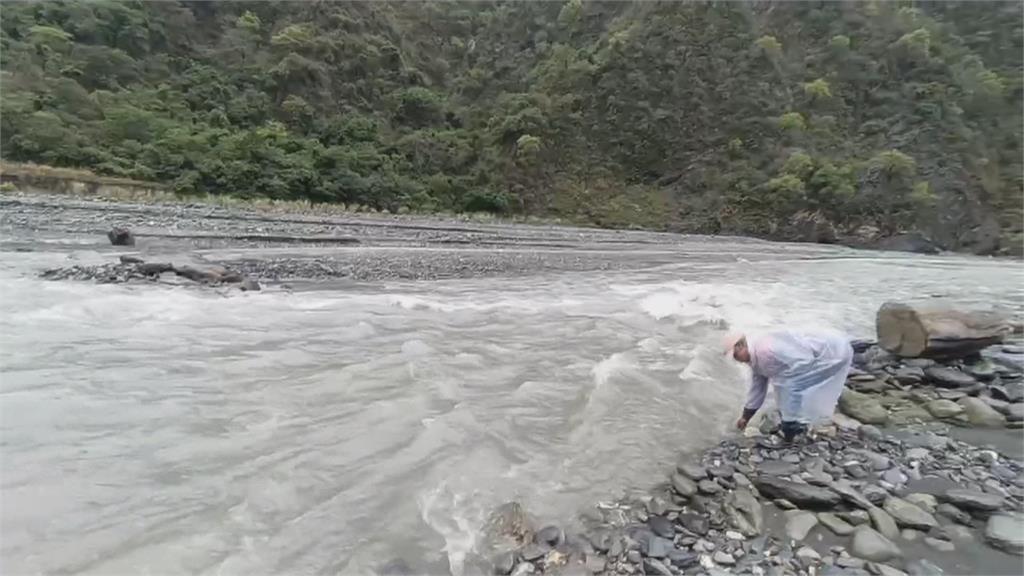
[1,1,1020,254]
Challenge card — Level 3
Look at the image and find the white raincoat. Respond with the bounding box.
[744,328,853,424]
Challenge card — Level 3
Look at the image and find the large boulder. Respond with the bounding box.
[839,389,889,424]
[957,397,1007,427]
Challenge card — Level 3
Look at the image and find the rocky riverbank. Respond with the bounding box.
[471,339,1024,576]
[4,191,865,287]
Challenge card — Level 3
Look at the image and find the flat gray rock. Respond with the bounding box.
[850,525,902,562]
[925,366,977,388]
[957,397,1006,427]
[904,493,937,513]
[942,488,1005,511]
[903,432,949,450]
[985,513,1024,555]
[755,476,841,508]
[786,510,819,541]
[925,399,963,419]
[725,488,763,537]
[819,512,856,536]
[671,473,698,497]
[676,461,707,480]
[830,480,874,510]
[924,536,955,552]
[868,506,899,540]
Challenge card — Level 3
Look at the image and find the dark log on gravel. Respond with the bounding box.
[876,302,1010,359]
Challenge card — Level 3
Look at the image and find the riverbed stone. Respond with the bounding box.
[903,432,949,450]
[851,449,891,471]
[925,367,977,388]
[904,493,937,514]
[698,479,722,495]
[521,543,549,561]
[957,397,1006,427]
[647,516,673,539]
[795,546,821,566]
[984,513,1024,555]
[862,485,889,506]
[883,497,937,530]
[942,488,1004,512]
[868,507,899,540]
[818,512,855,536]
[859,424,884,442]
[894,366,925,385]
[725,488,763,537]
[678,512,709,535]
[667,550,699,569]
[511,562,535,576]
[677,461,707,480]
[642,558,672,576]
[840,509,871,526]
[786,511,819,541]
[991,382,1024,403]
[924,536,954,552]
[830,480,875,510]
[536,525,564,546]
[1006,403,1024,422]
[712,551,735,565]
[755,476,841,508]
[671,473,698,497]
[839,390,889,424]
[925,399,964,419]
[850,526,902,562]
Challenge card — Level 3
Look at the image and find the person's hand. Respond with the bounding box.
[735,417,748,430]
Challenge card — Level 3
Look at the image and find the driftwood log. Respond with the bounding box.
[876,301,1010,359]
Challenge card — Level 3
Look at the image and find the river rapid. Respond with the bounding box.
[1,211,1021,575]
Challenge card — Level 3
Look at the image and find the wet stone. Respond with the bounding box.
[536,525,564,546]
[923,536,954,552]
[677,462,708,480]
[713,551,735,566]
[678,512,709,535]
[698,479,723,495]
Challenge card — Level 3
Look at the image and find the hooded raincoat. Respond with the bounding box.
[743,328,853,424]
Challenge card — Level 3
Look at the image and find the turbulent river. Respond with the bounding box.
[1,216,1022,574]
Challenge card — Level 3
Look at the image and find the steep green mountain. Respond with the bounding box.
[2,1,1021,253]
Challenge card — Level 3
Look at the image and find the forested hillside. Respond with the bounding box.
[2,1,1021,253]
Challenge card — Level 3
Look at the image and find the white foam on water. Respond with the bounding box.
[417,482,485,576]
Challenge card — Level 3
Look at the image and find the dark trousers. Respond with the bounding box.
[781,421,808,442]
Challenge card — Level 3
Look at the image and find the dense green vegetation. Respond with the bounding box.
[2,1,1021,253]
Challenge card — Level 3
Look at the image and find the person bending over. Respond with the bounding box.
[726,328,853,442]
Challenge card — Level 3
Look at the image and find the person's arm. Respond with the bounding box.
[736,374,768,429]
